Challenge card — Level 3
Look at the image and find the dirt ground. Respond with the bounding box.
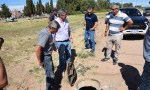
[3,16,150,90]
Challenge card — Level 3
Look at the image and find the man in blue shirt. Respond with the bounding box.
[84,6,98,53]
[48,8,58,24]
[139,25,150,90]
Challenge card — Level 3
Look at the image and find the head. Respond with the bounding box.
[53,8,57,15]
[111,4,120,15]
[58,9,67,21]
[87,6,93,15]
[0,37,4,50]
[48,21,60,34]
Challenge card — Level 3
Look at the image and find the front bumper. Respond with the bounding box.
[123,24,148,35]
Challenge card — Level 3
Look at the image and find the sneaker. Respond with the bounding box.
[90,49,95,53]
[101,58,110,62]
[113,58,118,65]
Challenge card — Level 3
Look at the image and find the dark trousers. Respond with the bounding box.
[139,61,150,90]
[43,55,54,90]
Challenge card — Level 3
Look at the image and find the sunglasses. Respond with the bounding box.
[112,8,118,11]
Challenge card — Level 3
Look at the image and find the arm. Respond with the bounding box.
[36,46,43,68]
[124,20,133,30]
[104,23,109,36]
[0,58,8,88]
[90,15,98,30]
[84,19,86,26]
[69,29,73,43]
[91,21,98,30]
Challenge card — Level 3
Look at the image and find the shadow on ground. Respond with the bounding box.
[118,63,140,90]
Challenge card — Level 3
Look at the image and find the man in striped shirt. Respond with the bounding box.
[101,4,133,65]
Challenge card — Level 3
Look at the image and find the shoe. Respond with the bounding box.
[113,58,118,65]
[85,47,90,49]
[101,58,110,62]
[90,49,95,53]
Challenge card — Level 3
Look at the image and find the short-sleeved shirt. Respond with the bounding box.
[38,28,53,55]
[85,13,98,30]
[144,25,150,62]
[49,13,58,21]
[54,18,70,41]
[105,11,131,35]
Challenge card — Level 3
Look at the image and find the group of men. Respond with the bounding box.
[35,4,150,90]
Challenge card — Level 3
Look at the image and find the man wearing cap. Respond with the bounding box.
[36,21,59,90]
[101,4,133,65]
[54,9,72,75]
[84,6,98,53]
[48,8,58,24]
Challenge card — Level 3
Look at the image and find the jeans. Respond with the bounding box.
[84,30,95,51]
[139,61,150,90]
[106,34,123,59]
[55,41,71,73]
[43,55,54,90]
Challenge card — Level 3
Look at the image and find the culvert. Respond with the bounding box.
[75,78,100,90]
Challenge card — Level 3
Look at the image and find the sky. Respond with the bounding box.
[0,0,149,11]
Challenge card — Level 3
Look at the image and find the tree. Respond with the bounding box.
[45,2,51,14]
[123,3,133,7]
[0,4,11,18]
[24,0,35,16]
[39,0,43,15]
[50,0,53,10]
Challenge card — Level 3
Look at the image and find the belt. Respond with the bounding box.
[56,39,70,42]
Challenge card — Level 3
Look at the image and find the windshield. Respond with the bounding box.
[120,9,142,16]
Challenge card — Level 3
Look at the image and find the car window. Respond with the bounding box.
[120,9,142,16]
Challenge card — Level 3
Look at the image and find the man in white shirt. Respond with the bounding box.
[54,9,72,75]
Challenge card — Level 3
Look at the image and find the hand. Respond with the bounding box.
[90,28,94,31]
[38,62,43,68]
[70,38,73,44]
[83,26,86,30]
[119,27,125,31]
[104,32,107,37]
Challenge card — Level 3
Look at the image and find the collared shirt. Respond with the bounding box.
[54,17,70,41]
[38,28,53,55]
[105,11,131,35]
[144,25,150,62]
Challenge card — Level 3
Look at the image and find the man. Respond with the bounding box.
[0,38,8,90]
[101,4,133,65]
[84,6,98,53]
[48,8,58,24]
[54,9,72,75]
[36,21,59,90]
[139,26,150,90]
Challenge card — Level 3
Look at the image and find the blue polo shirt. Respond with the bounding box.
[85,13,98,30]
